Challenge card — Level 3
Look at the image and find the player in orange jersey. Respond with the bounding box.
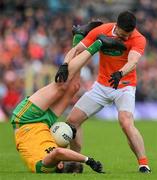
[57,11,151,173]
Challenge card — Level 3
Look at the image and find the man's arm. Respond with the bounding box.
[42,147,104,173]
[119,50,141,76]
[109,50,141,89]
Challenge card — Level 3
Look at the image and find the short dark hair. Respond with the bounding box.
[117,11,136,32]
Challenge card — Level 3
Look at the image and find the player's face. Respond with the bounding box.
[114,26,133,41]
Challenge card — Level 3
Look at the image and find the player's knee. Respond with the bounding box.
[68,82,80,94]
[67,116,79,128]
[60,84,68,91]
[119,111,133,131]
[73,82,81,92]
[55,84,68,95]
[67,109,86,128]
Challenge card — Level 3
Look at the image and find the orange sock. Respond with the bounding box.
[138,157,148,166]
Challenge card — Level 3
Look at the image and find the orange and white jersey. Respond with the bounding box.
[81,23,146,88]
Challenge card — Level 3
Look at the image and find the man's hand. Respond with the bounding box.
[85,158,104,173]
[109,71,123,89]
[72,20,103,36]
[55,63,69,83]
[97,35,127,51]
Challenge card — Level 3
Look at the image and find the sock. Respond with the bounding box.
[138,157,148,166]
[72,34,84,47]
[86,40,102,55]
[84,157,89,163]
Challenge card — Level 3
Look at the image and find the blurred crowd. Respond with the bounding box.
[0,0,157,121]
[134,0,157,101]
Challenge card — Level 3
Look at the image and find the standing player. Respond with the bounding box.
[56,11,151,173]
[11,23,126,173]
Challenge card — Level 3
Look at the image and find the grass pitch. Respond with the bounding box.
[0,118,157,180]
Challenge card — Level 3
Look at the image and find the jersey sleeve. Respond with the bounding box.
[81,23,113,48]
[130,35,146,55]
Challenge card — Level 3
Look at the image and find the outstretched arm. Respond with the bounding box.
[42,147,104,173]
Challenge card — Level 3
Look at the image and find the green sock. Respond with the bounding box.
[86,40,102,55]
[72,34,84,47]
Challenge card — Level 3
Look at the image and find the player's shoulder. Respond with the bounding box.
[93,22,115,33]
[132,29,146,40]
[100,22,115,28]
[129,29,146,49]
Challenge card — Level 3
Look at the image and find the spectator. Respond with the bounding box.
[0,0,157,123]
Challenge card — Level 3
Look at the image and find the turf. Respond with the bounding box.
[0,118,157,180]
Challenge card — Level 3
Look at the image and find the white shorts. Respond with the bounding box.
[74,81,136,117]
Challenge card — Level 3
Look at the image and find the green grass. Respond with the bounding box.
[0,118,157,180]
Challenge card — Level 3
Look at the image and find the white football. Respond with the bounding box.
[50,122,73,148]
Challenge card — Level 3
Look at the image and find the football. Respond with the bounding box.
[50,122,73,148]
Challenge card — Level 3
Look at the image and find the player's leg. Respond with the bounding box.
[66,107,87,152]
[50,35,116,114]
[28,37,85,111]
[67,38,104,81]
[49,38,106,115]
[66,82,106,152]
[67,51,92,81]
[49,73,80,116]
[118,111,151,173]
[28,82,67,111]
[29,39,102,112]
[114,86,151,173]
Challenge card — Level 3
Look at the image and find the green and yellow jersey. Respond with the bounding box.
[11,97,58,129]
